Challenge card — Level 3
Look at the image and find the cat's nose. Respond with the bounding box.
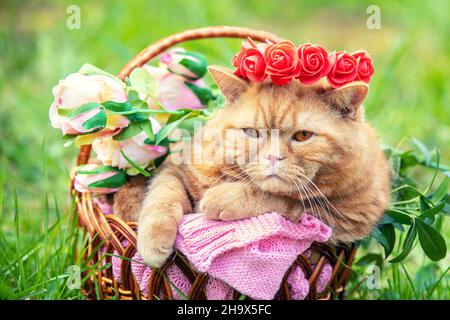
[265,154,285,166]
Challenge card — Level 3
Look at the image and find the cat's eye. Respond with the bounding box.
[293,130,314,142]
[242,128,260,138]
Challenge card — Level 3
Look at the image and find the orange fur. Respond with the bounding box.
[121,67,390,267]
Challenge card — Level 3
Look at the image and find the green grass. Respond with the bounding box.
[0,0,449,299]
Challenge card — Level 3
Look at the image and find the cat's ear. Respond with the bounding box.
[319,81,369,119]
[208,66,249,103]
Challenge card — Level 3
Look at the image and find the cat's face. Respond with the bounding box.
[209,67,368,197]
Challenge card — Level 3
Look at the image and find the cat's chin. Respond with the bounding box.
[252,175,293,194]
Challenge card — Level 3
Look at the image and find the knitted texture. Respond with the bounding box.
[111,212,332,299]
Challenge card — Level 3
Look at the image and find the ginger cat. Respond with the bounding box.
[114,66,390,267]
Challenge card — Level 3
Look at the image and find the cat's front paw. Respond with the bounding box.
[199,185,247,221]
[137,215,177,268]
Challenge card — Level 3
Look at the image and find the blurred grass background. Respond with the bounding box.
[0,0,448,299]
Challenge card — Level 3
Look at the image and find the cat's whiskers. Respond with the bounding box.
[298,172,350,224]
[290,176,321,222]
[296,178,327,225]
[301,178,337,229]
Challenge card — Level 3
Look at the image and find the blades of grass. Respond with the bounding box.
[432,176,449,203]
[425,148,440,194]
[400,264,418,299]
[155,268,188,300]
[427,266,449,298]
[44,194,49,249]
[412,138,431,166]
[13,189,26,291]
[0,156,4,223]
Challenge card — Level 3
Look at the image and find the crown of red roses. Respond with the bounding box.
[232,38,374,88]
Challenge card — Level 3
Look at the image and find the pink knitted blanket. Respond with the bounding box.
[112,212,332,300]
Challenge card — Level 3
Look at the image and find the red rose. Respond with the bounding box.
[264,40,301,85]
[297,43,331,85]
[232,40,268,82]
[326,51,358,88]
[352,51,374,83]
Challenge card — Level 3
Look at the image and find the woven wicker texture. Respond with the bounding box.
[73,26,356,300]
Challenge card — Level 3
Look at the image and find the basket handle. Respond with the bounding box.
[117,26,280,80]
[77,26,280,165]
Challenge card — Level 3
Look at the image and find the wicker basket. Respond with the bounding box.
[73,26,357,300]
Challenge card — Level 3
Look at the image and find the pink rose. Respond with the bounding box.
[74,164,127,194]
[352,51,374,83]
[264,40,301,85]
[232,39,268,82]
[144,66,213,110]
[92,118,167,170]
[160,48,208,80]
[297,44,331,85]
[49,73,129,135]
[326,52,358,88]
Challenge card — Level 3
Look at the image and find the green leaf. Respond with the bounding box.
[113,123,143,141]
[385,209,413,225]
[371,227,389,250]
[412,138,431,165]
[139,120,155,142]
[66,102,101,119]
[62,134,77,147]
[419,195,432,213]
[390,222,417,263]
[120,150,150,177]
[432,176,449,203]
[128,90,140,101]
[128,67,157,96]
[399,151,420,174]
[154,110,199,145]
[102,101,148,122]
[416,219,447,261]
[392,184,423,200]
[355,253,384,269]
[178,52,208,78]
[81,108,107,131]
[88,170,127,189]
[372,224,396,258]
[419,202,446,220]
[184,82,215,105]
[381,224,396,258]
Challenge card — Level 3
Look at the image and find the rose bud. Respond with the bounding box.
[92,118,167,170]
[49,73,129,136]
[74,164,127,194]
[232,39,268,82]
[264,40,301,85]
[352,51,374,83]
[160,48,208,80]
[297,43,331,85]
[326,51,358,88]
[144,66,214,110]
